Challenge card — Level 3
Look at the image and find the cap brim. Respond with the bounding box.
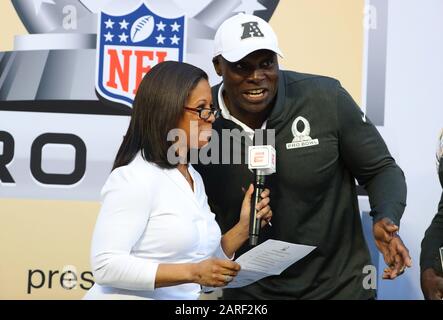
[220,46,284,62]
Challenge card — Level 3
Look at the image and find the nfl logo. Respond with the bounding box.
[96,2,186,107]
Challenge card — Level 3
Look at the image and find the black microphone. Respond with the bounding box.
[248,145,276,246]
[249,170,266,246]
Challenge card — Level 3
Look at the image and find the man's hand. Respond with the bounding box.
[421,268,443,300]
[373,218,412,279]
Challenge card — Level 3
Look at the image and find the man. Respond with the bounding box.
[195,13,412,299]
[420,131,443,300]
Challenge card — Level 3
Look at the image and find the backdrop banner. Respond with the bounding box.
[1,0,441,300]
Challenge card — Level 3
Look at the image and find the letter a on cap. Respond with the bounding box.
[241,21,264,39]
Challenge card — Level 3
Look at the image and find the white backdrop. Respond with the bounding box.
[373,0,443,299]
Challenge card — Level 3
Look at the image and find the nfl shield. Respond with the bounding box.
[96,2,186,107]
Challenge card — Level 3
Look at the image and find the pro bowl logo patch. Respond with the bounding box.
[96,2,185,107]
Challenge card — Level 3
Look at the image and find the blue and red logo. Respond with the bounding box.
[96,2,185,107]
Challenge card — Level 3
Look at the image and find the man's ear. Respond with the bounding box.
[212,56,222,76]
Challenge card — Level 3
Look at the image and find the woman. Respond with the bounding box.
[84,61,272,299]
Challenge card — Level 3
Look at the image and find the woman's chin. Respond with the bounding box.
[192,141,209,150]
[200,141,210,149]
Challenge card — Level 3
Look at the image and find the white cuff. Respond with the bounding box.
[214,244,235,260]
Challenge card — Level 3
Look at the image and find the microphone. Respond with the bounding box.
[248,145,276,246]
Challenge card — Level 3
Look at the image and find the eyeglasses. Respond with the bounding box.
[184,106,220,120]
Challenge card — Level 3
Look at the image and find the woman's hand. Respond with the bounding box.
[239,184,272,229]
[191,258,241,287]
[219,185,273,258]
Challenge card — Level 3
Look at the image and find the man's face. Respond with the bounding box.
[214,50,279,116]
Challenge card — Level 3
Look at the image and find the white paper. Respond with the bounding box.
[203,239,316,291]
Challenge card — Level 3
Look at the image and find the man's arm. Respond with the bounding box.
[336,85,411,279]
[336,85,406,225]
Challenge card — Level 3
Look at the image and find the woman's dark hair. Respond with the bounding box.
[112,61,208,170]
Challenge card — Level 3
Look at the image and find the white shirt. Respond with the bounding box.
[83,152,229,300]
[217,84,267,140]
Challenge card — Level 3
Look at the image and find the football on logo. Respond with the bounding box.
[130,15,155,43]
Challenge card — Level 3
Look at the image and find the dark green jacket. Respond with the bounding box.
[195,70,407,299]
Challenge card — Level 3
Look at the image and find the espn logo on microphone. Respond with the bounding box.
[248,145,276,175]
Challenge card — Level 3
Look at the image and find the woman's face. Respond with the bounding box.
[177,79,215,150]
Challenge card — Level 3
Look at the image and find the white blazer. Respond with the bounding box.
[84,152,230,300]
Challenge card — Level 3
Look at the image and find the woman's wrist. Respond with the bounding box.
[186,263,199,283]
[235,219,250,240]
[220,218,250,259]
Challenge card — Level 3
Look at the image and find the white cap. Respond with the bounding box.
[213,13,283,62]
